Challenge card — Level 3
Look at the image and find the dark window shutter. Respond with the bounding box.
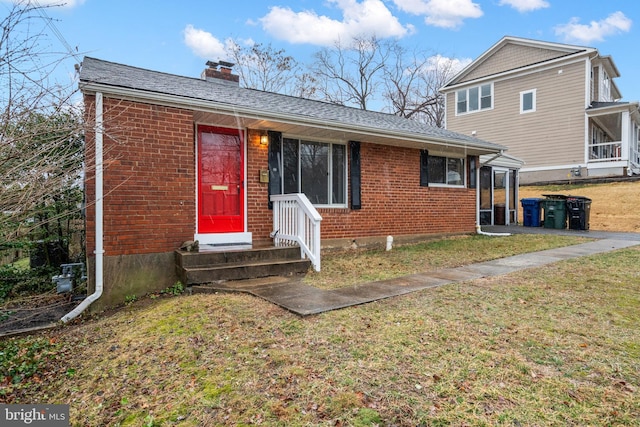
[468,155,477,189]
[420,149,429,187]
[268,131,282,209]
[349,141,361,210]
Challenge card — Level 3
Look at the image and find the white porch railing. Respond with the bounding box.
[270,193,323,271]
[632,146,640,169]
[588,141,622,162]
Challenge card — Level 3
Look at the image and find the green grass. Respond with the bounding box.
[305,233,591,289]
[10,258,30,270]
[2,236,639,426]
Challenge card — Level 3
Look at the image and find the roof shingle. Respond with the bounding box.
[79,56,505,152]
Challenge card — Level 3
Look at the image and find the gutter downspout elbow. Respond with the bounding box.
[476,225,511,237]
[62,92,104,323]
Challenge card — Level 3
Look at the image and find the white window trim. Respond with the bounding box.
[428,155,466,188]
[520,89,536,114]
[455,83,494,116]
[282,137,348,209]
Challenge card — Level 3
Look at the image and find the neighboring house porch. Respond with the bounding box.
[587,102,640,177]
[441,36,640,185]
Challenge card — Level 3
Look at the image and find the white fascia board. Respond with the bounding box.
[80,81,504,154]
[443,52,591,92]
[444,37,595,90]
[587,103,635,117]
[521,163,586,172]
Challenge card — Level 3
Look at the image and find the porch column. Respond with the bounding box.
[621,110,630,161]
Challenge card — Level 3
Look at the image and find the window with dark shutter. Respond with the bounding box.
[267,131,282,209]
[468,155,477,189]
[420,149,429,187]
[349,141,361,209]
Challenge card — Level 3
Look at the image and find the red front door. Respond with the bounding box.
[198,126,244,233]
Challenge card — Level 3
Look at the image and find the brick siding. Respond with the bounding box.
[84,95,195,256]
[86,97,475,257]
[246,139,476,241]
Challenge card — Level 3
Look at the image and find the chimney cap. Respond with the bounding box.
[206,60,219,68]
[219,60,235,68]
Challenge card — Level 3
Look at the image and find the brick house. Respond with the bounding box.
[76,57,505,310]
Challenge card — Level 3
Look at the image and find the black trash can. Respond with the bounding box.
[521,198,542,227]
[566,196,592,230]
[541,195,567,229]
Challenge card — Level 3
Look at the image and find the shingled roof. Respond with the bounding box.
[79,57,505,155]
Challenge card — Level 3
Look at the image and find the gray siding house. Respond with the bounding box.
[442,36,640,184]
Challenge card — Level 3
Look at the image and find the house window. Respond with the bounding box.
[282,138,346,206]
[520,89,536,114]
[601,70,611,102]
[428,155,464,186]
[456,90,467,114]
[456,83,492,115]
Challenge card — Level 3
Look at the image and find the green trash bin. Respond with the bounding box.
[541,195,567,229]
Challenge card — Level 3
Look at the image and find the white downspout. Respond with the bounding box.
[62,92,104,323]
[475,158,480,228]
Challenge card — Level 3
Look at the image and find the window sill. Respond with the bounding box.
[428,184,467,189]
[455,107,493,117]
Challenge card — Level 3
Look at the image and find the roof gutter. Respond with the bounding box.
[479,150,506,166]
[62,92,104,323]
[79,81,505,155]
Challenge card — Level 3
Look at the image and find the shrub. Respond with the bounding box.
[0,264,57,302]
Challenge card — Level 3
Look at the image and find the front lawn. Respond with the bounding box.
[1,236,639,426]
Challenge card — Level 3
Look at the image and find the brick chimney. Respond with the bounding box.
[201,60,239,85]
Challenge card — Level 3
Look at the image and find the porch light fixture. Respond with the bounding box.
[260,132,269,145]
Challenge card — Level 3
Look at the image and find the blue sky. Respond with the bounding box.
[21,0,640,101]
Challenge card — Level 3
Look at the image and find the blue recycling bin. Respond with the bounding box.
[521,198,542,227]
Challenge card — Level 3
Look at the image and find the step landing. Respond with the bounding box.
[175,245,311,285]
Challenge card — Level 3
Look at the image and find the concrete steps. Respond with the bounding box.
[175,245,310,285]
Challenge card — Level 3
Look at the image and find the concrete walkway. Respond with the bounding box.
[192,227,640,316]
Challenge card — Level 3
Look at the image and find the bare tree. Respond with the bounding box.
[311,36,390,109]
[308,35,462,126]
[291,71,319,100]
[0,1,84,256]
[384,51,459,127]
[227,41,306,95]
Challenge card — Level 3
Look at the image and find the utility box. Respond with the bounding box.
[52,263,86,294]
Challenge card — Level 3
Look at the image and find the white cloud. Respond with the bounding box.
[498,0,549,13]
[392,0,483,29]
[259,0,412,46]
[183,25,229,60]
[555,11,632,44]
[426,54,471,74]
